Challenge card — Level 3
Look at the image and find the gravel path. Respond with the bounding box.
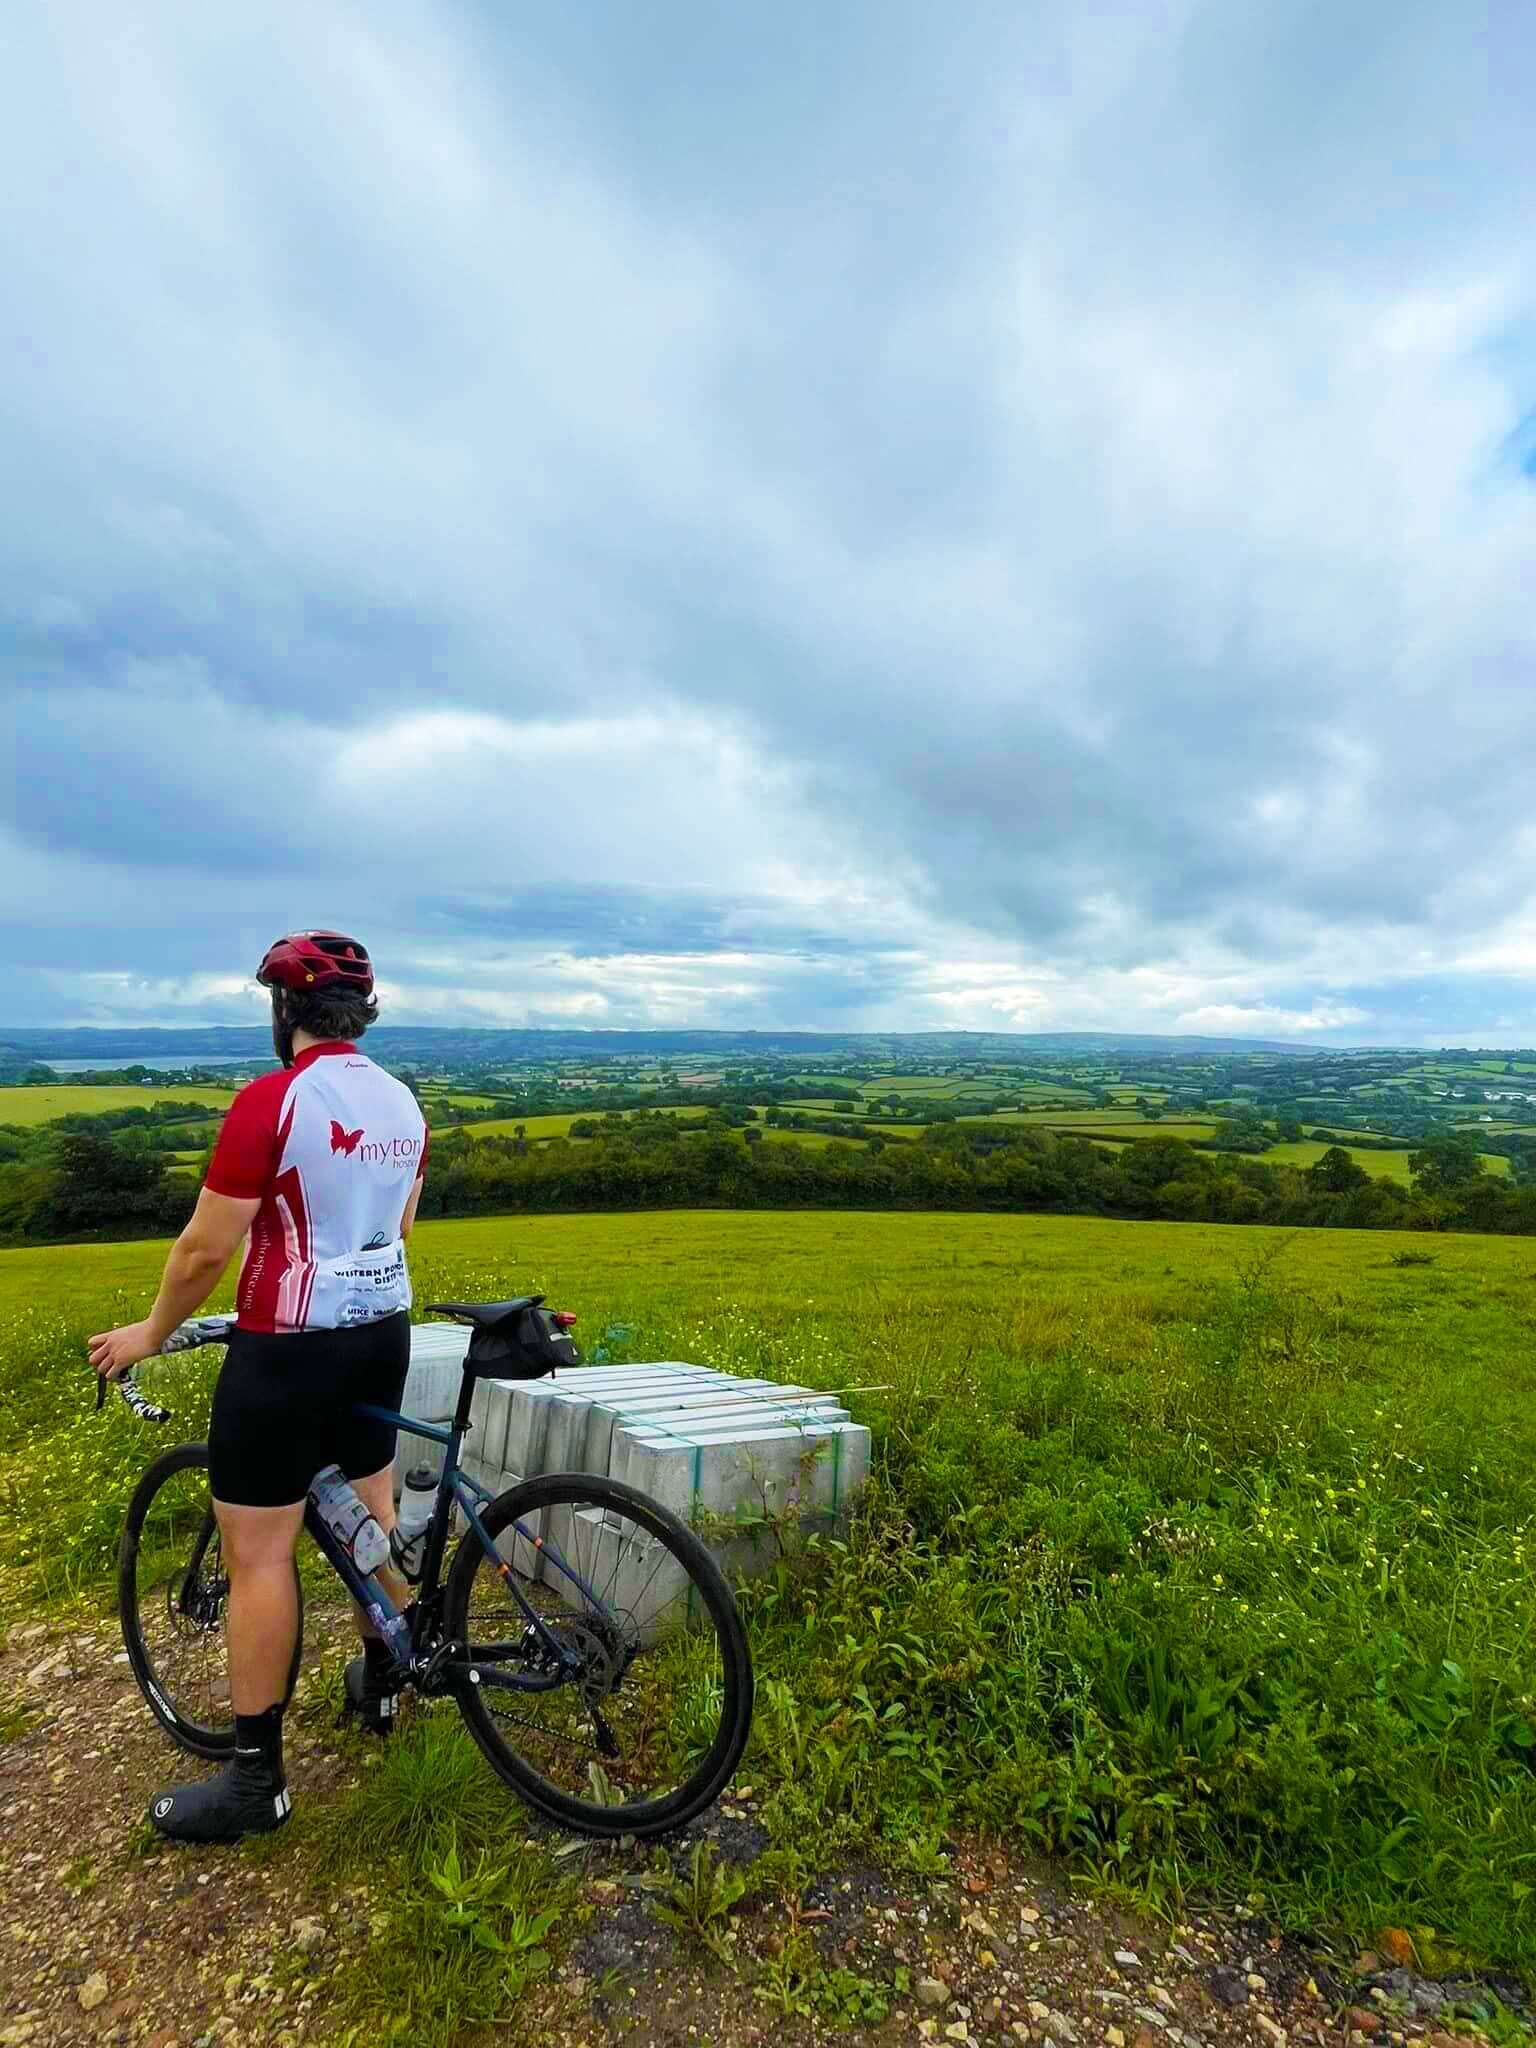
[0,1618,1520,2048]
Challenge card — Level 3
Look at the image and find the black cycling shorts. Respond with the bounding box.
[208,1312,412,1508]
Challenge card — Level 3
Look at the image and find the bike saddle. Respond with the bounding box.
[424,1296,543,1327]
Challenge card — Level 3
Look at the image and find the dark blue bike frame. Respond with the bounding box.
[346,1400,603,1681]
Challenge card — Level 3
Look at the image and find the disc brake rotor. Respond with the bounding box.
[171,1566,228,1633]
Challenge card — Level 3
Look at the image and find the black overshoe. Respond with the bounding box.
[149,1706,290,1844]
[343,1629,405,1737]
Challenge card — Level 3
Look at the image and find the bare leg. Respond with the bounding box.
[351,1465,407,1641]
[149,1499,301,1839]
[212,1499,306,1714]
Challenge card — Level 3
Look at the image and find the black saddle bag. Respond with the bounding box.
[465,1302,581,1381]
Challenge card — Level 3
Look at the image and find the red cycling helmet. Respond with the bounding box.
[256,930,374,996]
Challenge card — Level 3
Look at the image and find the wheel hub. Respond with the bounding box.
[175,1571,228,1632]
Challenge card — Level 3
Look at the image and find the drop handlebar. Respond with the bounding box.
[92,1316,235,1423]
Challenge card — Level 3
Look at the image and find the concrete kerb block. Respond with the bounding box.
[411,1348,874,1587]
[561,1373,729,1472]
[594,1402,854,1531]
[481,1471,546,1576]
[480,1381,520,1471]
[404,1322,473,1420]
[456,1446,495,1510]
[582,1379,795,1475]
[394,1321,475,1495]
[536,1370,750,1565]
[556,1504,688,1645]
[453,1459,544,1574]
[500,1366,723,1477]
[610,1419,871,1575]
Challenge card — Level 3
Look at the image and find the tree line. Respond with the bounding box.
[4,1112,1532,1245]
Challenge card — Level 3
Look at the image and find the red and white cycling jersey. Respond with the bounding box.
[205,1042,429,1334]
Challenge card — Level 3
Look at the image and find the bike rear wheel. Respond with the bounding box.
[118,1441,304,1759]
[446,1472,753,1837]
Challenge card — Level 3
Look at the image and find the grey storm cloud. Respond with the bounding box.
[3,0,1535,1041]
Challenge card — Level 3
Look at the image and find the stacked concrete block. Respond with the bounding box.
[392,1321,478,1494]
[404,1325,871,1616]
[403,1321,477,1419]
[608,1413,867,1525]
[462,1363,720,1494]
[568,1414,868,1640]
[543,1389,854,1583]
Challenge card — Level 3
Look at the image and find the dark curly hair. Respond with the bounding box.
[276,985,379,1042]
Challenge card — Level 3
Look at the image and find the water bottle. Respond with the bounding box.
[390,1464,437,1582]
[308,1465,390,1576]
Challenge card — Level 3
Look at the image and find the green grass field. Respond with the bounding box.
[0,1084,236,1127]
[860,1074,1062,1101]
[1038,1118,1221,1142]
[9,1209,1536,1988]
[446,1112,588,1140]
[1266,1140,1512,1181]
[453,1108,712,1142]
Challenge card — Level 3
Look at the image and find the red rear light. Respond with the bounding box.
[553,1311,578,1329]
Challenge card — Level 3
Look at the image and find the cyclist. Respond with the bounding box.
[88,930,428,1842]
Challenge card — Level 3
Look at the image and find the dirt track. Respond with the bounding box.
[0,1616,1517,2048]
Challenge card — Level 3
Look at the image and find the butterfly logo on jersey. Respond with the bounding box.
[330,1120,365,1156]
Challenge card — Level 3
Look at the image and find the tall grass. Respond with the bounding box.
[5,1210,1536,1975]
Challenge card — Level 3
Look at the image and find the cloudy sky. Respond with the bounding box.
[4,2,1534,1046]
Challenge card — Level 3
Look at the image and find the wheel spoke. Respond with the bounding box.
[130,1468,230,1738]
[452,1477,750,1831]
[124,1449,303,1753]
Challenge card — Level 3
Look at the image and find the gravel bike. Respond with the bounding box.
[107,1299,753,1838]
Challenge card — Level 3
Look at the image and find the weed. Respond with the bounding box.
[648,1840,749,1961]
[428,1830,558,1969]
[308,1711,508,1876]
[0,1693,38,1745]
[752,1929,817,2016]
[751,1932,903,2026]
[1391,1249,1438,1267]
[1461,1993,1536,2048]
[812,1962,903,2025]
[583,1759,630,1809]
[317,1798,570,2044]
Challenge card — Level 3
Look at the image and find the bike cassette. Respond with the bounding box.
[520,1615,634,1705]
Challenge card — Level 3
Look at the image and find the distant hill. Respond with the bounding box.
[0,1024,1349,1060]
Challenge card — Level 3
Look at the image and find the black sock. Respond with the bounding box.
[234,1705,285,1786]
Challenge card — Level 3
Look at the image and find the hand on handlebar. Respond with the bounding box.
[88,1317,229,1423]
[87,1321,165,1381]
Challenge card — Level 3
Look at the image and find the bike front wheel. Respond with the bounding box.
[445,1472,753,1837]
[118,1441,304,1759]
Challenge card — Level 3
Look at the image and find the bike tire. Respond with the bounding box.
[118,1440,304,1760]
[445,1471,753,1838]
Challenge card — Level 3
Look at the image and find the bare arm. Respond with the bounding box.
[400,1177,424,1239]
[88,1188,260,1378]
